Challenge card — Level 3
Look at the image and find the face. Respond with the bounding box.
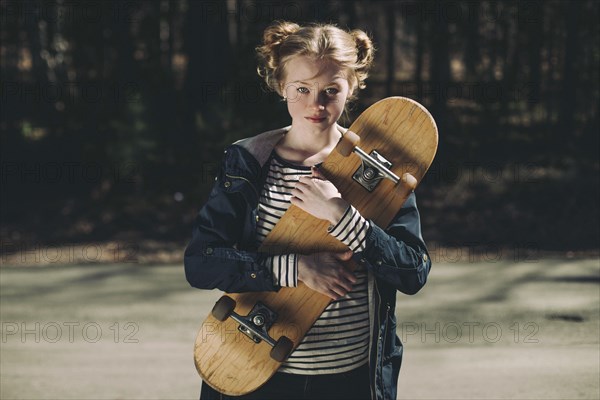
[280,56,352,133]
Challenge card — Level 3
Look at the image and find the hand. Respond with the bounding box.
[297,250,356,300]
[290,167,349,225]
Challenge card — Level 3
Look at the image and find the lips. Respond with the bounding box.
[306,116,327,123]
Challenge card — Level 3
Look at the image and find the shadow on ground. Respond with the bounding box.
[1,257,599,399]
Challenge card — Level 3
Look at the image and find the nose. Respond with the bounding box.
[309,91,326,111]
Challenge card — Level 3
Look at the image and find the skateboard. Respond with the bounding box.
[194,96,438,395]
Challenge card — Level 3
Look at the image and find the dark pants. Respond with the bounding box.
[200,363,371,400]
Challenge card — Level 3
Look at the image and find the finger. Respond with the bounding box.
[329,293,340,301]
[332,284,349,298]
[329,268,353,291]
[323,288,339,300]
[336,277,354,293]
[341,271,357,285]
[297,176,312,186]
[337,266,357,285]
[333,250,353,261]
[290,196,303,206]
[290,188,305,199]
[294,183,312,195]
[334,262,357,286]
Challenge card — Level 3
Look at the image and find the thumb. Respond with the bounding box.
[335,250,353,261]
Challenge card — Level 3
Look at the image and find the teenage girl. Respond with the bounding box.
[185,21,432,400]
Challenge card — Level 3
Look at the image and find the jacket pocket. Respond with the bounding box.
[222,173,259,204]
[383,334,403,363]
[382,334,403,400]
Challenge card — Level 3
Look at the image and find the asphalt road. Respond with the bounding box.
[1,257,598,399]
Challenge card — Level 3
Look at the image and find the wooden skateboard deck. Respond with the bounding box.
[194,97,438,396]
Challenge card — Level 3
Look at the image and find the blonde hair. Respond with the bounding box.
[256,21,375,101]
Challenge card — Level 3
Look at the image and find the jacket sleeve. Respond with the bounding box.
[358,192,432,295]
[184,151,279,293]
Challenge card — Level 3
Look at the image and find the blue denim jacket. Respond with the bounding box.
[185,128,432,400]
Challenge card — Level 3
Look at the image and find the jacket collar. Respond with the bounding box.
[233,126,290,168]
[232,124,349,168]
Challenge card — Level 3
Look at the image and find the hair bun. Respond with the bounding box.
[350,29,374,70]
[262,21,300,50]
[256,21,300,87]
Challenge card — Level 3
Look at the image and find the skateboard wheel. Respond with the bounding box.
[211,296,236,321]
[337,130,360,157]
[270,336,294,362]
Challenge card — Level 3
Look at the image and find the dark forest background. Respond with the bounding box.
[1,0,598,259]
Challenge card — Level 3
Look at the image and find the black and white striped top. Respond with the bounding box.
[258,151,371,375]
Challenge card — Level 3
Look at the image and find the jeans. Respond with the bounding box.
[200,363,371,400]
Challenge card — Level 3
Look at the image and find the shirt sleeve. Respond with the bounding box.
[327,205,370,253]
[264,254,298,287]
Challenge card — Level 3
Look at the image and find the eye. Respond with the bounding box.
[297,86,310,94]
[325,88,339,96]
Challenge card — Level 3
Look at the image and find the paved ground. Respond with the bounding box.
[1,257,598,399]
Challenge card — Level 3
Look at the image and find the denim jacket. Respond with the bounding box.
[184,127,432,400]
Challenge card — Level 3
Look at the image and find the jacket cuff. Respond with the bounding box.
[267,254,298,287]
[327,205,370,253]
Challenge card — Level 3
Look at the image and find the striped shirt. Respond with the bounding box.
[257,151,371,375]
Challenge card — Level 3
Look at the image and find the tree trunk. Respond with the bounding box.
[430,1,450,147]
[415,8,424,102]
[183,0,231,150]
[385,1,396,97]
[527,0,544,107]
[464,0,480,80]
[559,0,580,149]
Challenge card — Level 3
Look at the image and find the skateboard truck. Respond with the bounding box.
[211,296,294,362]
[352,148,400,192]
[337,130,401,192]
[235,302,277,345]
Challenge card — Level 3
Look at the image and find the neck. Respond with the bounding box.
[275,123,343,166]
[286,123,341,153]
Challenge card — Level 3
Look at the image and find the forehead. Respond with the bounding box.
[284,56,348,84]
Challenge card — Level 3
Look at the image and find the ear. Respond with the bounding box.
[279,82,287,98]
[348,77,358,96]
